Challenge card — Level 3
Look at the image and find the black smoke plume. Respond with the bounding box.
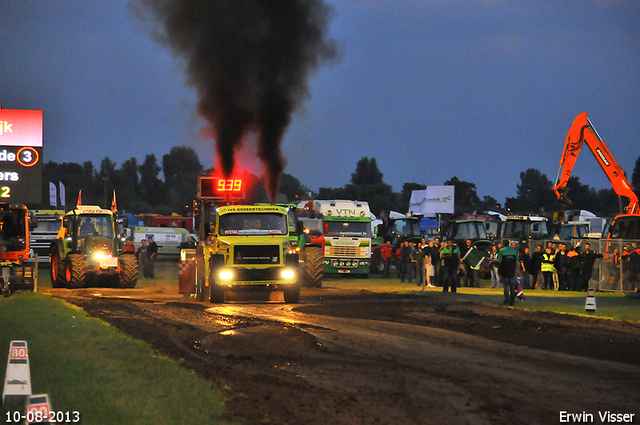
[132,0,338,200]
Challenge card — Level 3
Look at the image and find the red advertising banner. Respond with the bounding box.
[0,109,43,147]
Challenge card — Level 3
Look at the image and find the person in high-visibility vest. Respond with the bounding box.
[541,247,555,290]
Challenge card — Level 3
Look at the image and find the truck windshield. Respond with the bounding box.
[559,224,589,240]
[36,219,61,232]
[299,218,324,236]
[609,217,639,239]
[392,220,422,237]
[1,211,26,251]
[219,213,287,236]
[325,221,371,237]
[450,222,488,240]
[503,220,549,239]
[78,215,113,239]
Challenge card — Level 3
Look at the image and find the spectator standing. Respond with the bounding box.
[520,246,533,289]
[541,247,555,290]
[439,240,460,293]
[461,239,480,288]
[124,237,135,253]
[395,244,404,279]
[432,237,441,286]
[489,244,500,288]
[579,242,602,291]
[531,245,544,289]
[146,236,158,279]
[412,242,426,287]
[494,238,520,306]
[136,239,148,278]
[180,236,197,249]
[567,245,582,291]
[554,243,568,290]
[399,241,413,283]
[380,241,393,279]
[424,241,436,288]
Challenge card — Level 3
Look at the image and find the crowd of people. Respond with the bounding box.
[520,241,602,292]
[381,237,611,305]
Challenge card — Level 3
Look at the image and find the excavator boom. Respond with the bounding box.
[553,112,639,215]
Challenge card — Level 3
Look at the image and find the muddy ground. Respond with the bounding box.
[52,285,640,425]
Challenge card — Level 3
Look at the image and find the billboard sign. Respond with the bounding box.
[0,109,43,203]
[409,186,455,216]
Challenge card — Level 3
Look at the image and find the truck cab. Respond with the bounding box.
[208,205,300,303]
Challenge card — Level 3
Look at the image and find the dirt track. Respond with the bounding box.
[52,285,640,425]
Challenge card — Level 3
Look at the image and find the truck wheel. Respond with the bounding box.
[196,272,205,301]
[50,249,65,288]
[283,284,301,303]
[65,254,86,289]
[370,249,384,274]
[209,283,224,303]
[303,246,324,288]
[118,254,138,288]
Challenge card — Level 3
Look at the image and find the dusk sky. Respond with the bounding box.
[1,0,639,208]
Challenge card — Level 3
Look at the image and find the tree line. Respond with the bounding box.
[32,147,640,218]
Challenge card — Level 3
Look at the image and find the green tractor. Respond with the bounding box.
[49,205,137,289]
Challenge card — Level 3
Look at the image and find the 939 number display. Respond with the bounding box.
[198,176,245,200]
[217,179,242,192]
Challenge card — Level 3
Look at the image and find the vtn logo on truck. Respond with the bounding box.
[336,209,356,215]
[596,148,610,166]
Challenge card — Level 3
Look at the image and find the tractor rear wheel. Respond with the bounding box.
[118,254,138,288]
[303,246,324,288]
[50,249,65,288]
[65,254,86,289]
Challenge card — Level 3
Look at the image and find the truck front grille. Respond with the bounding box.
[325,246,370,258]
[233,245,280,265]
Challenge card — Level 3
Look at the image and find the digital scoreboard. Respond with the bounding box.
[0,109,43,204]
[198,176,245,200]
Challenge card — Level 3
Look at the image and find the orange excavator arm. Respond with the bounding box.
[552,112,639,215]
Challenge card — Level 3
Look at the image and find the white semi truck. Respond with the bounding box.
[312,200,372,277]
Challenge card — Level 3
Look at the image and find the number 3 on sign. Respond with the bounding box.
[1,186,10,198]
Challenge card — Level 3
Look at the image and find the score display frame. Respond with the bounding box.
[0,109,43,204]
[198,176,246,200]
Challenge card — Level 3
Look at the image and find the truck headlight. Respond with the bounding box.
[280,269,296,280]
[218,270,234,281]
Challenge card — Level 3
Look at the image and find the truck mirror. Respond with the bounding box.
[296,221,305,235]
[304,233,311,245]
[29,215,38,230]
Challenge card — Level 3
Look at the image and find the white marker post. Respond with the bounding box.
[2,340,32,405]
[585,288,597,313]
[26,394,52,424]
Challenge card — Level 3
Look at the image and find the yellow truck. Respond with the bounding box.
[206,204,301,303]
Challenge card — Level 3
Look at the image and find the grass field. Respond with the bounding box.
[0,292,230,425]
